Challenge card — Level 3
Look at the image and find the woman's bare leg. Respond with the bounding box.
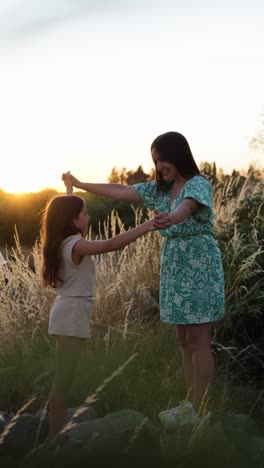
[175,325,194,401]
[186,323,214,413]
[48,336,83,441]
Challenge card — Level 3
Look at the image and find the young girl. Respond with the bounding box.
[40,182,156,440]
[62,131,225,426]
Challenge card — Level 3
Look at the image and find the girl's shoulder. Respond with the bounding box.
[61,235,83,264]
[61,234,82,249]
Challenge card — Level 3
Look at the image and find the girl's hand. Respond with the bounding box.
[144,218,158,231]
[62,171,81,189]
[153,209,172,229]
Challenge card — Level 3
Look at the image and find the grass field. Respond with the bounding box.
[0,175,263,466]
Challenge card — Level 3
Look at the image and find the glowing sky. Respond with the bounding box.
[0,0,263,193]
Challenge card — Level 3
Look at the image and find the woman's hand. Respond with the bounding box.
[153,209,172,229]
[64,171,73,195]
[62,171,81,189]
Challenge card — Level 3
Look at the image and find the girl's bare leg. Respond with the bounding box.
[48,336,83,441]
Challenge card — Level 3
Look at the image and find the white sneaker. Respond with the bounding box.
[158,400,193,419]
[159,402,211,430]
[199,409,212,425]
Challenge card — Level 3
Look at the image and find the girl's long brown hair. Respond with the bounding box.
[40,195,84,288]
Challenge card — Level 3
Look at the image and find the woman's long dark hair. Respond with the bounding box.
[40,195,84,288]
[151,131,200,192]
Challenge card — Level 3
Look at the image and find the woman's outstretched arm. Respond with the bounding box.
[62,172,142,202]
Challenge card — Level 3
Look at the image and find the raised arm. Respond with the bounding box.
[73,218,156,257]
[64,171,73,195]
[62,172,142,202]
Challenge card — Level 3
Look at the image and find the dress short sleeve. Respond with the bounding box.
[182,176,214,222]
[133,180,157,210]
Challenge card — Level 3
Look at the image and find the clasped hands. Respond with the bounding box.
[153,209,172,229]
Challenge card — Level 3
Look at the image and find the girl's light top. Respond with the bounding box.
[55,235,95,297]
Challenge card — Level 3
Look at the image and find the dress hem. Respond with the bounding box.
[48,331,91,339]
[160,315,224,325]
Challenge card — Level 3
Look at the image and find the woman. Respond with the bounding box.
[62,131,225,426]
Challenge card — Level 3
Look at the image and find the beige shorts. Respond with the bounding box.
[48,296,93,339]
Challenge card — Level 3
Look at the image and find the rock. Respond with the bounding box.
[186,416,261,465]
[162,420,256,466]
[1,406,262,466]
[249,437,264,465]
[161,429,192,463]
[0,405,96,456]
[35,404,96,425]
[220,413,258,437]
[0,413,48,455]
[66,405,97,424]
[58,409,160,457]
[0,412,14,435]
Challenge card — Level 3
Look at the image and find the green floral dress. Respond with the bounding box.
[133,176,225,324]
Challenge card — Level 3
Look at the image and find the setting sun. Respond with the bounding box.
[0,169,53,194]
[1,176,48,194]
[0,157,65,194]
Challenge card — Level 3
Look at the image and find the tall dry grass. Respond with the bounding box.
[0,175,263,357]
[0,210,162,347]
[0,228,55,348]
[213,177,264,336]
[0,176,263,430]
[92,209,161,329]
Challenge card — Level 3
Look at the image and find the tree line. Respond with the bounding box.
[0,162,263,247]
